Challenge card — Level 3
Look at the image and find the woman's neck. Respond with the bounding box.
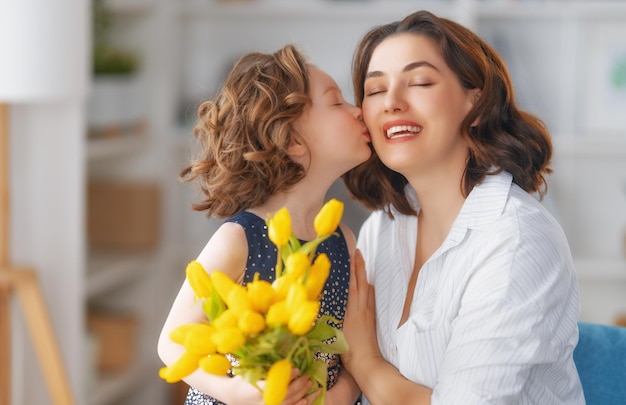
[407,167,466,241]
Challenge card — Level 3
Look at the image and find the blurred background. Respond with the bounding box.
[2,0,626,404]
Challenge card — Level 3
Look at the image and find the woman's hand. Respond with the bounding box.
[341,249,381,374]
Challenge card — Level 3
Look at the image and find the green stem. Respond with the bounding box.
[276,246,283,278]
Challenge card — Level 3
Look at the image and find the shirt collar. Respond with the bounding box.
[395,171,513,260]
[461,171,513,231]
[399,170,513,231]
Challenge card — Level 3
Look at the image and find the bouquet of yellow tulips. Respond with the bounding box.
[159,199,348,405]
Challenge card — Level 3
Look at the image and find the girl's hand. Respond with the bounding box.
[279,369,318,405]
[341,249,381,374]
[254,368,318,405]
[227,368,315,405]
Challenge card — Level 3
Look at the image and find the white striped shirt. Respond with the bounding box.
[358,171,585,404]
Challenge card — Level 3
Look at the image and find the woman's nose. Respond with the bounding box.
[383,89,408,113]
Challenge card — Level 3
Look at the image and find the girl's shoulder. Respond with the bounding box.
[226,211,266,228]
[195,220,249,284]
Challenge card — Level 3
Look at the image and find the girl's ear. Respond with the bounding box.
[287,138,307,158]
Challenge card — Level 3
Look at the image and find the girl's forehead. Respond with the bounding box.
[309,66,339,92]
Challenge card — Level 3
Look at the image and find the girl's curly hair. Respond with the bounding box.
[180,44,311,218]
[343,10,552,217]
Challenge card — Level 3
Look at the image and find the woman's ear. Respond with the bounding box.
[469,89,481,128]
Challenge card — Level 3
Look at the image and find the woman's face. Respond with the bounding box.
[294,66,371,178]
[361,33,478,179]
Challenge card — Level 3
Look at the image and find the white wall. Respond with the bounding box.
[9,103,86,404]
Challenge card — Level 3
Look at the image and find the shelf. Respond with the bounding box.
[574,257,626,282]
[86,251,155,299]
[477,1,626,19]
[177,0,626,21]
[178,0,456,20]
[87,134,149,162]
[107,0,155,16]
[88,361,155,405]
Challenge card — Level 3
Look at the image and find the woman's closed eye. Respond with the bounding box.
[409,81,434,88]
[365,88,386,97]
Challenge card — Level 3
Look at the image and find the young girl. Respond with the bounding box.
[340,10,585,404]
[157,44,370,405]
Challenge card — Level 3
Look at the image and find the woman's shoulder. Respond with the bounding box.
[505,183,567,243]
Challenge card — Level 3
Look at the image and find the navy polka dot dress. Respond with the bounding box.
[184,211,351,405]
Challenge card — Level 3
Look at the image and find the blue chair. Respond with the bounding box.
[573,322,626,405]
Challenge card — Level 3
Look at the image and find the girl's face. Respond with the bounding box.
[294,66,371,178]
[361,33,478,178]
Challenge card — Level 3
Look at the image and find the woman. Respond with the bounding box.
[341,10,585,404]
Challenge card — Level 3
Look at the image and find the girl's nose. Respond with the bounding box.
[353,105,363,121]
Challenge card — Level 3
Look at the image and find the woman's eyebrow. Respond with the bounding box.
[366,60,439,79]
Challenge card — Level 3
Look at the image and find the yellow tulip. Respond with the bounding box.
[247,274,276,313]
[288,301,319,335]
[304,253,330,300]
[271,273,297,301]
[199,354,232,376]
[267,207,291,247]
[313,199,343,237]
[238,309,266,334]
[210,270,236,304]
[159,351,201,383]
[186,260,212,299]
[285,283,307,315]
[211,326,245,353]
[227,284,252,316]
[263,359,292,405]
[183,324,217,356]
[284,252,310,278]
[169,324,197,345]
[213,309,239,329]
[266,300,289,326]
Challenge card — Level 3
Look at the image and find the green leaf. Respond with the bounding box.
[305,359,328,405]
[233,366,265,392]
[202,285,226,323]
[320,329,349,354]
[307,315,341,341]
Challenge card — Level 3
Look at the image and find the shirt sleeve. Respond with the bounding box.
[356,210,383,283]
[432,207,580,404]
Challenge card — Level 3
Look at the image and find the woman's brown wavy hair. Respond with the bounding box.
[180,44,311,218]
[342,10,552,217]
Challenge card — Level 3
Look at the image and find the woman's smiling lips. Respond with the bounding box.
[382,120,423,140]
